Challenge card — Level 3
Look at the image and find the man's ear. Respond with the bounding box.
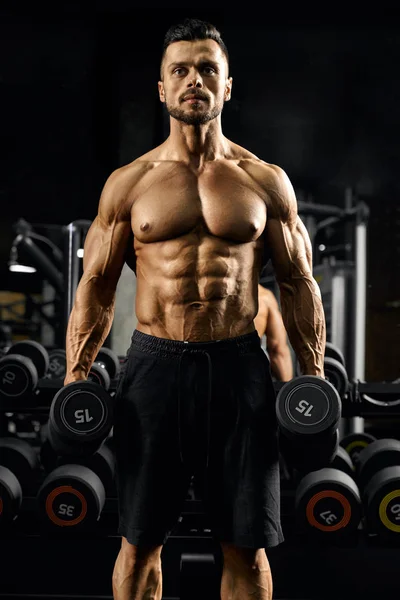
[225,76,233,101]
[158,81,165,103]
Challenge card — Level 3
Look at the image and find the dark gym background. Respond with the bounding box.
[1,10,399,374]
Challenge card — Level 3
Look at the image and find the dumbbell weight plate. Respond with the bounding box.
[339,432,377,470]
[40,437,59,473]
[325,342,346,367]
[279,428,339,475]
[40,436,115,496]
[0,437,39,494]
[357,438,400,490]
[55,440,116,497]
[88,362,111,390]
[48,380,114,456]
[330,445,355,478]
[324,357,349,398]
[0,354,38,399]
[7,340,49,379]
[363,465,400,539]
[0,466,23,526]
[36,464,105,531]
[295,467,362,538]
[180,552,219,600]
[95,347,121,380]
[46,349,67,381]
[276,375,342,440]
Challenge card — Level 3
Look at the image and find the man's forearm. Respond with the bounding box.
[65,276,116,384]
[269,347,294,381]
[279,277,325,377]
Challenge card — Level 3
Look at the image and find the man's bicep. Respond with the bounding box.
[83,218,132,282]
[265,216,313,284]
[83,173,132,284]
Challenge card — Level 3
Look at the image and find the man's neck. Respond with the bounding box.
[165,117,229,167]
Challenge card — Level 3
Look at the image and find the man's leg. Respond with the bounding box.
[112,537,163,600]
[220,543,273,600]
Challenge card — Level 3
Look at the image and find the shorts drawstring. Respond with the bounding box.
[177,349,213,486]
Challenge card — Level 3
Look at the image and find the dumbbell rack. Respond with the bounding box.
[2,378,400,600]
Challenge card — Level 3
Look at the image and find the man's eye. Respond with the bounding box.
[173,68,185,75]
[203,66,215,74]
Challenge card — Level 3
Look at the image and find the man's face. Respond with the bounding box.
[158,39,232,126]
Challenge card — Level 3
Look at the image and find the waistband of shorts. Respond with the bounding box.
[130,329,261,357]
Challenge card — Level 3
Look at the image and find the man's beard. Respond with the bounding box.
[165,99,223,125]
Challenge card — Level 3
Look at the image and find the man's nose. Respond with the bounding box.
[187,72,203,88]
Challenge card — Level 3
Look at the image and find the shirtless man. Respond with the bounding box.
[64,18,325,600]
[255,284,294,381]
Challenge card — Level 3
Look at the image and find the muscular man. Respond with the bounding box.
[255,284,294,381]
[64,18,325,600]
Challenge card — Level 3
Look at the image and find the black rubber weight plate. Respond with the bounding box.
[49,380,113,444]
[7,340,49,379]
[276,375,341,439]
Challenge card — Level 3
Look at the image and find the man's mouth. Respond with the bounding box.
[183,95,206,102]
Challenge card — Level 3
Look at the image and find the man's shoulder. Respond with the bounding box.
[107,154,159,188]
[238,155,289,190]
[233,150,297,221]
[258,285,279,310]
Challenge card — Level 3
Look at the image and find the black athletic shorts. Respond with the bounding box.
[113,329,284,549]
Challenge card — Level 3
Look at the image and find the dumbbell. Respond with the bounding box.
[45,347,120,390]
[356,438,400,542]
[295,463,362,540]
[180,552,220,600]
[47,379,114,457]
[339,432,377,471]
[0,437,40,526]
[296,343,349,398]
[45,349,67,381]
[276,375,342,471]
[36,461,108,533]
[85,347,121,390]
[330,444,355,478]
[325,341,346,367]
[0,340,49,400]
[40,430,116,497]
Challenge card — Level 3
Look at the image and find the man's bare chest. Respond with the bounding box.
[130,164,267,244]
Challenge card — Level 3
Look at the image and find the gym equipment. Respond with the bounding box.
[295,343,349,398]
[46,349,67,380]
[325,341,346,367]
[0,340,49,400]
[40,435,116,497]
[86,347,122,389]
[0,437,39,526]
[357,438,400,490]
[36,463,106,533]
[88,362,111,390]
[47,380,114,457]
[95,347,121,381]
[279,429,339,474]
[330,444,355,478]
[356,439,400,541]
[276,375,341,441]
[323,356,349,399]
[295,467,362,539]
[339,432,377,470]
[180,552,220,600]
[45,346,119,387]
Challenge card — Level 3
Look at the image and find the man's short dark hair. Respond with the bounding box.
[160,17,229,78]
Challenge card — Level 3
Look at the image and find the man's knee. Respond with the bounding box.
[220,542,269,573]
[116,537,163,570]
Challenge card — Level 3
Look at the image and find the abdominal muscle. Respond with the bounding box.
[134,232,261,342]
